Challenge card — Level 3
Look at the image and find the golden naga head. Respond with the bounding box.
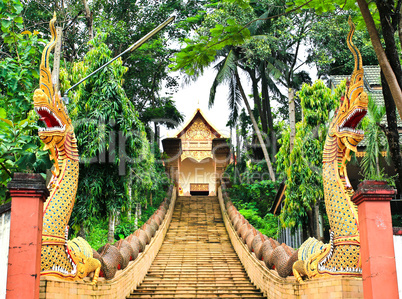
[330,17,368,154]
[33,89,71,144]
[33,13,73,175]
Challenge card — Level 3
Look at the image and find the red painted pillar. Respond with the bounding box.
[6,173,49,299]
[351,180,398,299]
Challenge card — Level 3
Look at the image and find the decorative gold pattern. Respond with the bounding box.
[183,118,215,141]
[293,17,368,283]
[179,116,216,162]
[34,14,100,284]
[181,150,212,162]
[355,151,387,158]
[190,183,209,192]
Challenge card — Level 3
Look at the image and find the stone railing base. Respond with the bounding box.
[39,189,177,299]
[218,187,363,299]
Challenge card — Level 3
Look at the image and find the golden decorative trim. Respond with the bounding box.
[355,151,387,158]
[190,183,209,192]
[181,150,212,162]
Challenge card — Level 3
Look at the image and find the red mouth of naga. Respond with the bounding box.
[35,106,65,132]
[338,108,367,134]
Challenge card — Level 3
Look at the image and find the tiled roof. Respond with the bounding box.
[363,65,381,87]
[329,75,345,89]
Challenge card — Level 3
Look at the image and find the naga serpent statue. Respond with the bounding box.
[292,17,368,282]
[33,13,101,284]
[219,17,368,282]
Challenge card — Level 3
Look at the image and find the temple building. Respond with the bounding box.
[162,109,230,196]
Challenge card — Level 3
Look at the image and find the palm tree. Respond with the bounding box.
[361,95,391,179]
[209,49,276,181]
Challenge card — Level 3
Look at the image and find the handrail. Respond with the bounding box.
[40,187,177,298]
[218,186,363,299]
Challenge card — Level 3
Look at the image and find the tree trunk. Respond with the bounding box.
[381,72,402,193]
[134,207,138,230]
[399,8,402,51]
[150,192,153,207]
[127,177,132,221]
[376,152,380,177]
[78,225,86,239]
[261,67,277,160]
[137,202,142,222]
[356,0,402,120]
[52,27,63,92]
[249,69,267,134]
[115,210,120,227]
[235,71,276,182]
[154,122,159,147]
[108,210,116,243]
[374,1,402,194]
[134,202,141,230]
[289,88,296,152]
[314,204,324,241]
[306,209,314,238]
[81,0,94,41]
[236,123,240,164]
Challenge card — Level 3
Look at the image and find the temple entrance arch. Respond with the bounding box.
[180,157,215,196]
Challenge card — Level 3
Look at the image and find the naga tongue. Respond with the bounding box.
[40,117,52,127]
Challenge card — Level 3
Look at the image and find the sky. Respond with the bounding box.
[160,66,235,141]
[159,45,318,146]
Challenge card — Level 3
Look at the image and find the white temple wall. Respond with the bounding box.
[179,157,216,195]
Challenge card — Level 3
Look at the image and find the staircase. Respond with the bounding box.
[128,196,265,298]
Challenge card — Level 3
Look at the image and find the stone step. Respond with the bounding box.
[127,196,264,299]
[136,282,258,287]
[128,291,264,298]
[133,288,262,291]
[129,296,264,299]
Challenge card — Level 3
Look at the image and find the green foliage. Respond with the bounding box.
[21,0,207,141]
[64,32,167,236]
[237,202,279,238]
[81,218,109,250]
[171,1,254,77]
[0,110,52,202]
[229,178,278,216]
[276,80,343,231]
[287,0,380,30]
[392,214,402,227]
[307,11,377,77]
[360,95,392,181]
[0,0,24,45]
[225,161,279,239]
[115,216,136,240]
[0,2,51,203]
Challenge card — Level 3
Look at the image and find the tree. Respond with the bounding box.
[21,0,207,140]
[174,0,318,166]
[173,0,318,180]
[173,0,277,180]
[361,95,391,179]
[306,11,378,77]
[276,80,341,237]
[65,32,158,243]
[90,0,210,139]
[139,96,184,145]
[289,0,402,194]
[0,0,51,202]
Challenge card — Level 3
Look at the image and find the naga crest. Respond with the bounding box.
[33,13,77,176]
[329,17,368,179]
